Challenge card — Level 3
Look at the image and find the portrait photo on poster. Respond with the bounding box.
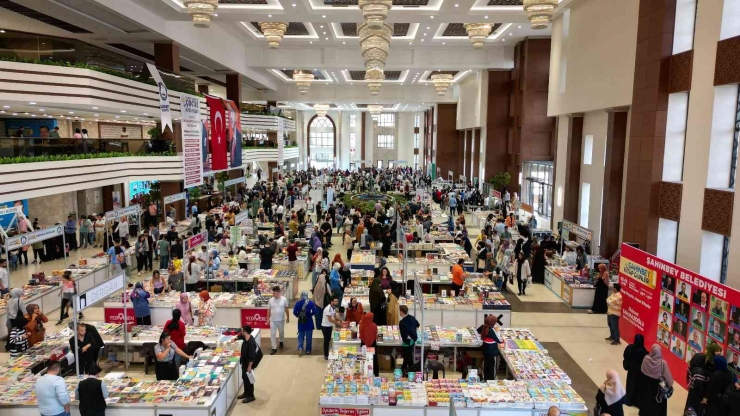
[660,291,674,313]
[688,326,705,352]
[708,316,727,344]
[659,310,672,330]
[673,317,688,340]
[675,299,690,322]
[728,348,740,374]
[657,327,671,347]
[729,326,740,350]
[730,305,740,329]
[691,308,707,332]
[676,281,691,303]
[671,335,685,360]
[693,289,710,311]
[661,274,676,294]
[711,296,729,321]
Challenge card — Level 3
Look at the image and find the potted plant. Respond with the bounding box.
[488,172,511,192]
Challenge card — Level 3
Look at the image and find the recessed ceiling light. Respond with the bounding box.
[94,114,99,116]
[115,116,120,119]
[326,38,329,40]
[509,33,512,35]
[39,108,45,112]
[31,114,36,117]
[121,110,127,113]
[323,31,326,34]
[430,16,434,19]
[518,25,522,29]
[421,39,424,42]
[143,112,148,115]
[24,112,29,115]
[427,26,430,30]
[95,119,99,121]
[29,102,36,105]
[442,42,446,45]
[11,113,17,116]
[81,118,85,121]
[454,3,458,6]
[92,106,98,109]
[484,16,488,19]
[0,30,4,33]
[268,14,272,17]
[292,3,296,6]
[310,41,313,44]
[322,15,326,18]
[2,106,9,109]
[68,111,74,114]
[409,42,412,44]
[0,111,4,114]
[343,41,346,44]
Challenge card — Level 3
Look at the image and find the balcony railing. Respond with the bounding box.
[0,137,174,162]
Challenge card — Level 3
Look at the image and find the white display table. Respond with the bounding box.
[544,268,595,309]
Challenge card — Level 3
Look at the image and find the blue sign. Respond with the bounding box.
[5,119,57,137]
[130,181,157,198]
[0,200,29,229]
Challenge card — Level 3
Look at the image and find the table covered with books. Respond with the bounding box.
[544,264,596,309]
[0,346,247,416]
[317,346,588,416]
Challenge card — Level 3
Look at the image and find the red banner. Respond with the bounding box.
[320,408,371,416]
[618,243,740,387]
[206,95,227,171]
[104,307,135,329]
[240,308,269,329]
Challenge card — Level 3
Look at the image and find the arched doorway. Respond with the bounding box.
[307,114,336,169]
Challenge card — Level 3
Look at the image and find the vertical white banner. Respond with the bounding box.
[146,63,172,132]
[277,117,285,167]
[181,93,204,188]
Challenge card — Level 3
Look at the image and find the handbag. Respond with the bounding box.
[656,361,674,402]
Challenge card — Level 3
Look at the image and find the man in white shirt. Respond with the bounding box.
[267,286,289,355]
[195,245,210,265]
[276,204,285,222]
[321,296,343,360]
[0,258,8,295]
[34,362,70,416]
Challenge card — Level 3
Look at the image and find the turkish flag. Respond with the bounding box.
[206,95,227,170]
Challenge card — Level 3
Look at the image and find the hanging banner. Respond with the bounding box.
[184,231,208,252]
[206,95,228,171]
[618,243,740,387]
[277,117,285,167]
[224,177,245,187]
[181,93,203,188]
[201,119,211,174]
[164,192,187,205]
[105,205,141,222]
[6,225,63,250]
[235,210,249,225]
[145,63,172,132]
[224,99,243,168]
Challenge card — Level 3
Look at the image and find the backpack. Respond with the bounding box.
[297,300,310,325]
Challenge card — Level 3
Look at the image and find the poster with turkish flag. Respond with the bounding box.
[206,95,227,171]
[223,99,243,168]
[618,243,740,387]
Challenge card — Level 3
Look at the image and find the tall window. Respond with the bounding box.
[377,113,395,127]
[414,133,419,149]
[309,116,334,147]
[349,114,357,128]
[377,160,383,168]
[414,154,419,170]
[377,134,395,148]
[414,114,420,128]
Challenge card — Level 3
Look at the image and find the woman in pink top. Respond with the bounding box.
[175,293,194,325]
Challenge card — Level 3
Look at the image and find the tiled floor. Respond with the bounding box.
[0,208,690,416]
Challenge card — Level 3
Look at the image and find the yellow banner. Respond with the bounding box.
[620,257,656,290]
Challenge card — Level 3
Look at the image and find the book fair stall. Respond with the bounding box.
[318,326,588,416]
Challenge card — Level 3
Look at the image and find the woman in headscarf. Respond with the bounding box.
[292,291,316,355]
[386,288,400,326]
[685,352,709,414]
[130,281,151,325]
[531,242,546,284]
[23,303,48,347]
[359,312,379,376]
[704,356,734,416]
[476,314,503,381]
[345,297,364,325]
[5,288,26,337]
[368,275,387,326]
[513,251,531,296]
[705,340,722,367]
[197,290,215,326]
[313,269,330,328]
[329,262,343,304]
[637,344,674,416]
[176,293,194,326]
[596,369,626,416]
[588,263,610,314]
[622,334,647,406]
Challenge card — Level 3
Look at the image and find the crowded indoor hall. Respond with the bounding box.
[0,0,739,415]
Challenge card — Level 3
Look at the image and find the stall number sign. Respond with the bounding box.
[75,273,125,313]
[562,220,593,241]
[235,210,249,225]
[320,408,370,416]
[6,225,63,250]
[184,231,208,252]
[105,205,141,221]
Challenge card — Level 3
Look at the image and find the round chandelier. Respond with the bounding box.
[365,67,385,96]
[259,22,289,49]
[430,73,453,96]
[464,23,492,49]
[523,0,558,29]
[368,104,383,119]
[358,0,393,29]
[293,70,314,95]
[183,0,218,28]
[359,23,393,69]
[314,103,330,117]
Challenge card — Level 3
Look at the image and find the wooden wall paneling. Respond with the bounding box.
[563,115,584,223]
[485,70,512,186]
[601,110,628,257]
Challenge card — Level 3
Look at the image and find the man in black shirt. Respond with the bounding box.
[236,325,259,403]
[166,225,178,243]
[259,243,274,270]
[320,216,333,249]
[76,363,108,416]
